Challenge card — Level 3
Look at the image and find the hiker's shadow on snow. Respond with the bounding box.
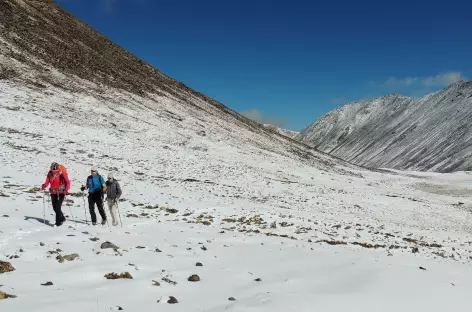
[24,216,88,226]
[24,216,54,227]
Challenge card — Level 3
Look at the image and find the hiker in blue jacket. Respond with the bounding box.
[81,167,107,225]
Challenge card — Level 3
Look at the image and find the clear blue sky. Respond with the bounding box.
[55,0,471,130]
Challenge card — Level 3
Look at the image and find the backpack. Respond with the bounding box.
[88,173,106,195]
[49,164,68,185]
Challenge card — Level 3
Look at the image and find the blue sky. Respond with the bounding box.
[55,0,471,130]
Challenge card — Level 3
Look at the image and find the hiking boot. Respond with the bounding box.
[92,222,97,226]
[101,219,107,226]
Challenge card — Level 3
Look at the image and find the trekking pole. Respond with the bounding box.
[83,191,88,225]
[117,200,123,227]
[42,191,46,225]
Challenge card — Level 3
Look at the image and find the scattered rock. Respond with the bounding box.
[188,274,200,282]
[126,214,139,218]
[201,246,207,251]
[40,242,45,246]
[255,278,262,282]
[412,247,419,253]
[162,277,177,285]
[228,297,236,301]
[167,296,178,304]
[195,262,203,267]
[101,241,119,249]
[136,246,146,249]
[56,253,79,263]
[0,261,15,274]
[351,242,385,249]
[155,248,162,252]
[105,272,133,280]
[25,187,41,193]
[419,266,427,271]
[317,239,347,245]
[166,208,178,214]
[3,215,10,217]
[152,280,160,286]
[0,291,17,300]
[41,281,54,286]
[89,237,100,242]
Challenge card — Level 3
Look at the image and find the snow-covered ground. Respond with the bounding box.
[2,81,472,311]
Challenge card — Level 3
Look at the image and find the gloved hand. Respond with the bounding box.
[41,183,47,190]
[80,186,85,191]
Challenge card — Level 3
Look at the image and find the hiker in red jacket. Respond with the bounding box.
[41,162,70,226]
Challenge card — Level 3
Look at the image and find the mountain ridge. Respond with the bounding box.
[296,81,472,172]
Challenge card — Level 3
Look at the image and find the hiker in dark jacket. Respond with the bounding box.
[105,172,122,226]
[80,167,107,225]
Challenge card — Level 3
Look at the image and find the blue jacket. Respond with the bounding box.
[86,175,105,194]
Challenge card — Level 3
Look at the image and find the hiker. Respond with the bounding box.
[80,167,107,225]
[105,172,122,226]
[41,162,70,226]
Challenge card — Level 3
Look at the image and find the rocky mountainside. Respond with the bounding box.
[296,81,472,172]
[0,0,345,170]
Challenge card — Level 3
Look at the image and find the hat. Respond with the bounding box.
[107,172,114,179]
[91,166,98,172]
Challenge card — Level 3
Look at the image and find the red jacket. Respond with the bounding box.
[42,171,70,194]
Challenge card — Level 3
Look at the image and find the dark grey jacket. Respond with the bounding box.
[106,179,122,200]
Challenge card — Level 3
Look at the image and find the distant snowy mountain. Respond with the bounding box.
[297,81,472,172]
[263,124,299,139]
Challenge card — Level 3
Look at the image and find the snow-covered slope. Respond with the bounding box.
[263,124,299,139]
[297,82,472,172]
[2,1,472,311]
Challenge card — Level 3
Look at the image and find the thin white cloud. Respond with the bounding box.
[378,72,467,89]
[240,109,288,128]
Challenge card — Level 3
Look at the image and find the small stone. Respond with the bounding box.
[188,274,200,282]
[136,246,146,249]
[419,266,427,271]
[41,281,54,286]
[105,272,133,279]
[412,247,419,253]
[0,261,15,274]
[255,278,262,282]
[228,297,236,301]
[19,249,24,253]
[0,291,17,300]
[40,242,45,246]
[201,246,207,251]
[167,296,178,304]
[152,280,160,286]
[155,248,162,252]
[195,262,203,267]
[89,237,100,242]
[101,241,119,249]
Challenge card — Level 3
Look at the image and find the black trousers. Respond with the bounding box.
[51,194,66,225]
[88,191,106,223]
